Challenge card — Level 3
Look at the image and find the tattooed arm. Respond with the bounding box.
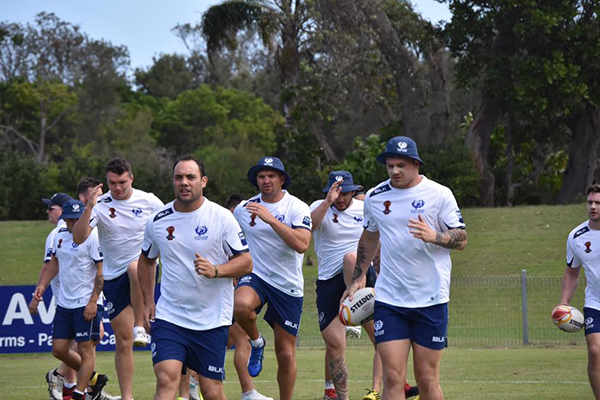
[408,214,468,250]
[341,229,380,304]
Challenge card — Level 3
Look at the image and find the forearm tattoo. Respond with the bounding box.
[328,356,348,400]
[351,243,367,284]
[434,228,467,249]
[94,275,104,295]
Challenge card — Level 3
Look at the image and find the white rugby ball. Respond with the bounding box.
[552,305,584,332]
[339,287,375,326]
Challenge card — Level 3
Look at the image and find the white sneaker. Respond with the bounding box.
[189,375,202,400]
[86,391,122,400]
[45,369,64,400]
[242,389,274,400]
[346,325,362,339]
[133,326,150,347]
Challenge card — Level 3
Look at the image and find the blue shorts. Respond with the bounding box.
[373,301,448,350]
[103,272,131,321]
[316,266,378,332]
[236,273,303,336]
[53,305,102,342]
[151,319,228,381]
[584,307,600,335]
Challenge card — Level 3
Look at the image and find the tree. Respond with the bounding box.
[135,54,194,99]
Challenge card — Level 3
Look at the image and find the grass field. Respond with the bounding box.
[0,347,593,399]
[0,204,595,398]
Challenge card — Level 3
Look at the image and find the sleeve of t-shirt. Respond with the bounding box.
[150,194,165,212]
[437,188,466,231]
[89,207,98,229]
[141,217,159,259]
[566,235,581,268]
[291,200,312,230]
[233,202,244,225]
[221,211,250,257]
[44,228,57,262]
[309,200,323,212]
[363,193,379,232]
[87,231,104,264]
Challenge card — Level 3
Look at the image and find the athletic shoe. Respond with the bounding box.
[241,389,274,400]
[86,391,121,400]
[248,337,265,377]
[405,383,419,399]
[323,388,338,399]
[88,374,108,400]
[345,326,362,339]
[361,389,381,400]
[63,385,75,400]
[189,374,201,400]
[46,369,65,400]
[133,326,150,347]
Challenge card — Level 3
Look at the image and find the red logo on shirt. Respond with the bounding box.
[249,214,257,227]
[332,213,339,223]
[166,226,175,241]
[109,208,117,218]
[57,239,63,249]
[383,201,392,215]
[585,241,592,253]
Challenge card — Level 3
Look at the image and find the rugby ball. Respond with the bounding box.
[552,305,584,332]
[339,287,375,326]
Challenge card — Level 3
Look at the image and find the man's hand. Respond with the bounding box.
[86,183,104,208]
[83,302,97,321]
[408,214,437,243]
[194,252,218,278]
[324,179,343,206]
[33,285,45,302]
[340,281,362,308]
[144,302,156,333]
[28,297,40,315]
[245,202,276,225]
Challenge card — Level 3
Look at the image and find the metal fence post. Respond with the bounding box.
[521,269,529,345]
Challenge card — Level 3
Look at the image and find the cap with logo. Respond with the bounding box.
[323,170,361,193]
[59,199,85,220]
[376,136,425,165]
[247,157,292,189]
[41,192,73,208]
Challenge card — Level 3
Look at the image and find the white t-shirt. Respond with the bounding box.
[53,228,103,309]
[310,199,364,280]
[142,198,249,331]
[364,176,465,308]
[44,220,67,296]
[566,221,600,311]
[234,191,312,297]
[90,188,163,280]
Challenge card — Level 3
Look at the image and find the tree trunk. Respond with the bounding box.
[356,0,428,141]
[37,98,47,163]
[504,123,515,206]
[465,95,502,206]
[556,110,600,204]
[428,48,450,145]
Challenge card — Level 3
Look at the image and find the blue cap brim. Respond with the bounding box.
[248,166,292,189]
[376,152,425,165]
[322,184,360,193]
[59,213,83,220]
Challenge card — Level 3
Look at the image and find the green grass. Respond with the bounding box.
[0,347,593,399]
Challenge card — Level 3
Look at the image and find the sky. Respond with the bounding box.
[1,0,451,71]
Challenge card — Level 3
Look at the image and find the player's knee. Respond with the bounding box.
[589,343,600,363]
[156,368,179,391]
[275,348,295,367]
[325,339,345,357]
[383,368,405,388]
[233,298,254,317]
[415,369,439,391]
[52,345,66,360]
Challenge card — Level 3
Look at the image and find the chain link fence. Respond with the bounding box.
[252,273,587,348]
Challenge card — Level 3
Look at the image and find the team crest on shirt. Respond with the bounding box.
[71,242,79,249]
[249,214,257,227]
[383,201,392,215]
[332,213,339,223]
[275,214,285,222]
[195,225,208,240]
[108,208,117,218]
[238,231,247,246]
[166,226,176,240]
[354,216,363,223]
[585,241,592,253]
[302,216,312,227]
[411,199,425,214]
[131,208,143,218]
[374,320,384,336]
[57,239,63,249]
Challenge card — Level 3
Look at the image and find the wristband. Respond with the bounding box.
[214,265,219,278]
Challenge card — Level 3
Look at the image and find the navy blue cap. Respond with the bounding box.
[247,157,292,189]
[42,192,73,208]
[323,170,361,193]
[59,200,85,220]
[376,136,425,165]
